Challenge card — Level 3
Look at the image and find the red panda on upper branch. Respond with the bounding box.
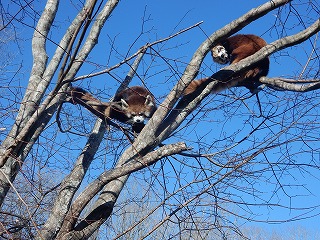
[184,34,269,95]
[68,86,157,127]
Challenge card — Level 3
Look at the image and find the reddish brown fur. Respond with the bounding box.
[184,34,269,95]
[68,86,156,124]
[68,86,113,121]
[112,86,156,123]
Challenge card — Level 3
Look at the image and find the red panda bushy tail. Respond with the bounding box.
[67,86,112,120]
[184,77,246,95]
[69,87,97,103]
[183,78,209,95]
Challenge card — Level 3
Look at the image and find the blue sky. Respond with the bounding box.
[2,0,320,238]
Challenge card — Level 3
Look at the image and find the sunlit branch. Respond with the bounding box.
[58,142,188,239]
[260,76,320,91]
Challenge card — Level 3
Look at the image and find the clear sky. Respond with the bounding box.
[2,0,320,238]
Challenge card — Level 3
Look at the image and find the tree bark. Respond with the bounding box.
[0,0,119,207]
[0,0,59,206]
[56,0,293,238]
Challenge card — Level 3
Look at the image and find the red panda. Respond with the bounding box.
[68,86,157,125]
[184,34,269,95]
[112,86,157,124]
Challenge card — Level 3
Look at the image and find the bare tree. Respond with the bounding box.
[0,0,319,239]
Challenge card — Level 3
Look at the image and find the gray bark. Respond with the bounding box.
[0,0,119,207]
[1,0,319,239]
[58,0,299,238]
[0,0,59,206]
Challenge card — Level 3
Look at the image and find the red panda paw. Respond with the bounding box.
[244,68,261,79]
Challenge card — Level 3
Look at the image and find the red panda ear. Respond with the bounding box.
[120,99,129,109]
[145,95,154,107]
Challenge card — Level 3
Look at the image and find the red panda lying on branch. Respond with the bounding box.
[184,34,269,95]
[68,86,157,133]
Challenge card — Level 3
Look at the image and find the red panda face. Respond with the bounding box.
[120,95,156,124]
[211,45,229,64]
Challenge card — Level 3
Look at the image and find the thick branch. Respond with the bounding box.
[58,142,188,239]
[56,47,148,238]
[37,120,106,240]
[55,10,151,239]
[0,0,59,207]
[0,0,120,168]
[58,20,206,238]
[18,0,58,122]
[55,1,292,238]
[260,77,320,92]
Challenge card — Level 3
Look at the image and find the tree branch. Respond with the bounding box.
[59,142,188,239]
[260,76,320,92]
[56,0,293,238]
[0,0,59,207]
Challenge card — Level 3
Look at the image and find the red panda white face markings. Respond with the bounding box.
[211,45,229,64]
[119,94,156,124]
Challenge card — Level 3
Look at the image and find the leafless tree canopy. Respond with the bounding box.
[0,0,319,239]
